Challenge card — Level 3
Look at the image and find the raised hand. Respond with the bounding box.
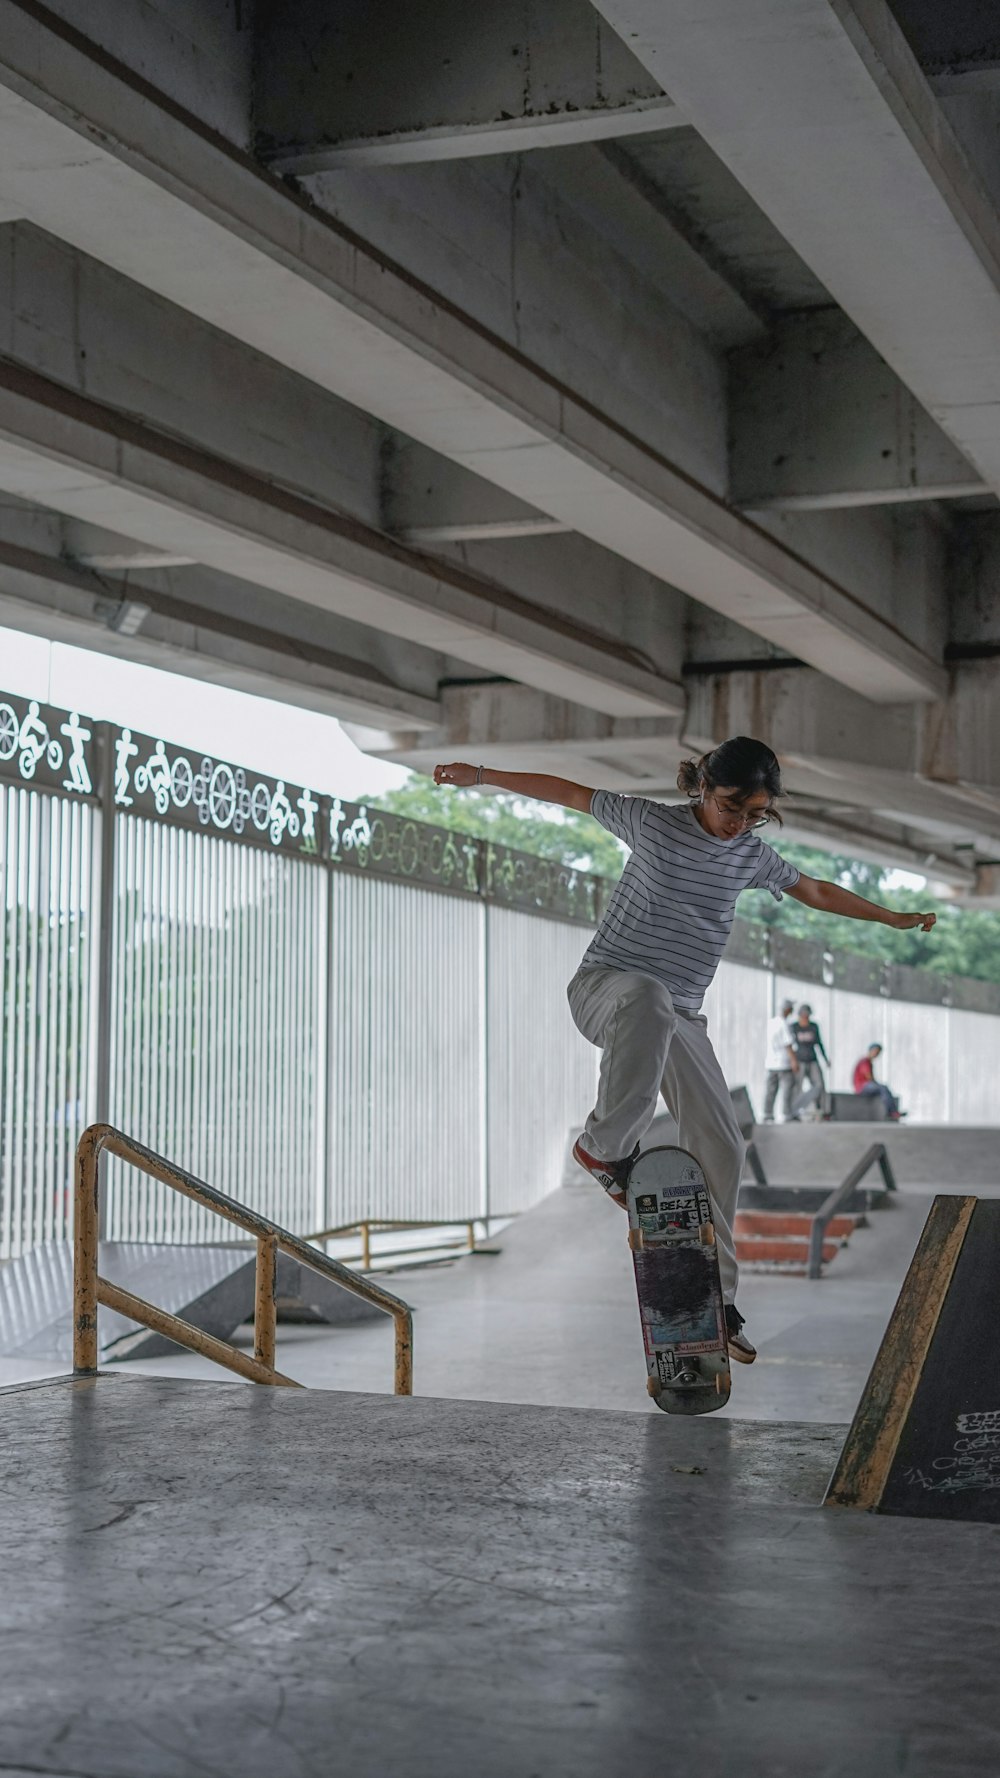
[891,910,937,932]
[433,762,478,788]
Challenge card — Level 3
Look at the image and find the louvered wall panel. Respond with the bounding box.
[105,816,326,1241]
[0,786,98,1258]
[484,907,597,1216]
[326,875,484,1227]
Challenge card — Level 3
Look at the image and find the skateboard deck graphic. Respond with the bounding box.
[626,1145,731,1416]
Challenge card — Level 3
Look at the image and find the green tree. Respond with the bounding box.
[759,841,1000,984]
[360,775,628,877]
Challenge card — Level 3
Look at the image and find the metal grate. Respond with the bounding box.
[106,816,326,1243]
[326,875,485,1228]
[485,906,597,1216]
[0,784,98,1256]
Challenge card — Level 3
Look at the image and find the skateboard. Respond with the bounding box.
[625,1145,731,1416]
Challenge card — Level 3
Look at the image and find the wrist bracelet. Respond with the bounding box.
[475,764,484,785]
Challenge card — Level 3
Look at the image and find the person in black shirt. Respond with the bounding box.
[790,1003,830,1120]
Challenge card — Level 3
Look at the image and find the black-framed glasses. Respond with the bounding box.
[711,796,774,830]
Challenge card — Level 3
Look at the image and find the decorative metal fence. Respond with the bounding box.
[0,688,604,1258]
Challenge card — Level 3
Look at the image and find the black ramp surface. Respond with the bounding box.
[880,1199,1000,1522]
[3,1376,1000,1777]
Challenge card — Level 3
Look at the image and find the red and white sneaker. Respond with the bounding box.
[572,1137,638,1207]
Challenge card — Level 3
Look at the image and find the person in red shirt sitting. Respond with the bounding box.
[853,1043,902,1119]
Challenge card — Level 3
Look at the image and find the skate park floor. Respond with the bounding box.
[0,1174,948,1423]
[3,1370,1000,1778]
[4,1173,1000,1776]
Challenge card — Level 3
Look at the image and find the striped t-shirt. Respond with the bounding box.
[580,792,800,1013]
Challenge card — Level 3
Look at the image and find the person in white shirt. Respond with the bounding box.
[433,736,937,1366]
[763,999,798,1121]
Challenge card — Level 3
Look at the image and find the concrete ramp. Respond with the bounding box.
[752,1123,1000,1193]
[0,1240,381,1365]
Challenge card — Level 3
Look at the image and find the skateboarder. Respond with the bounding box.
[433,737,936,1365]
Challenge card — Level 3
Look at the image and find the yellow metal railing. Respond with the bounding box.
[306,1215,492,1271]
[73,1125,413,1393]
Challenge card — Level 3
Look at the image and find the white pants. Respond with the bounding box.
[763,1067,796,1121]
[567,965,745,1304]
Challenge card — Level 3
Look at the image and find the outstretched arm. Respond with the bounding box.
[433,761,595,815]
[787,873,936,933]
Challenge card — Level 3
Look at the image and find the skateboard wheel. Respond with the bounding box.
[646,1375,662,1398]
[715,1373,731,1397]
[699,1222,716,1247]
[628,1228,644,1251]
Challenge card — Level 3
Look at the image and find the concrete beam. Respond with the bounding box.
[0,221,687,696]
[36,0,254,149]
[347,677,988,884]
[686,664,1000,845]
[0,219,385,533]
[0,533,443,729]
[591,0,1000,497]
[0,3,946,704]
[349,683,684,782]
[371,661,1000,840]
[381,436,571,544]
[256,0,682,172]
[731,311,988,511]
[888,3,1000,82]
[62,518,196,570]
[948,512,1000,655]
[0,357,681,719]
[398,519,570,544]
[596,141,768,347]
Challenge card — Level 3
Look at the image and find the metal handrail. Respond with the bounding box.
[807,1142,898,1279]
[73,1124,413,1393]
[306,1215,501,1270]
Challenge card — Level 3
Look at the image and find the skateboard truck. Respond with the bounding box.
[648,1367,731,1401]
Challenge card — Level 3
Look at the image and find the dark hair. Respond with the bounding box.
[676,736,784,825]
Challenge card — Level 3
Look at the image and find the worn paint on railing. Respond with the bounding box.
[73,1124,414,1394]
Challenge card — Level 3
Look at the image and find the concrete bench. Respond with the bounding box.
[827,1091,887,1122]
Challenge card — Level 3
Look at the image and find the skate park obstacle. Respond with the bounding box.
[825,1194,1000,1523]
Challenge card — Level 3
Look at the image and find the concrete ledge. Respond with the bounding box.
[753,1124,1000,1190]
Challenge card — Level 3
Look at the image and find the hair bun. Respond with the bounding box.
[675,736,784,823]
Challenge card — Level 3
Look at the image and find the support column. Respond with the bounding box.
[92,722,117,1239]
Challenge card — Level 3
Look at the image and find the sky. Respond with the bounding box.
[0,624,411,800]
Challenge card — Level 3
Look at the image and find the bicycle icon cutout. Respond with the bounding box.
[0,701,64,780]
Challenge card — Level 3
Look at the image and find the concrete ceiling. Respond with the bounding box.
[0,0,997,892]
